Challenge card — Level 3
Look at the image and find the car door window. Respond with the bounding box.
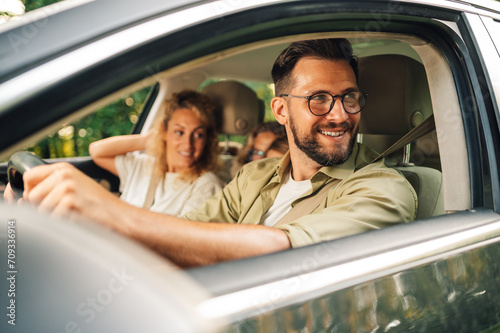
[483,17,500,57]
[27,86,152,159]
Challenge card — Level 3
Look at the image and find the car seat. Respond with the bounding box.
[357,55,445,219]
[202,81,265,182]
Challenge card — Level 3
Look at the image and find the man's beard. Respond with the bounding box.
[290,113,358,166]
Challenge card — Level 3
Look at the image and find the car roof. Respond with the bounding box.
[0,0,201,81]
[1,0,500,83]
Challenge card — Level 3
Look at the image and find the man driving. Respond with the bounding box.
[6,38,417,267]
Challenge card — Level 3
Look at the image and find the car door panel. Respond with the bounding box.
[189,210,500,331]
[227,239,500,332]
[1,0,500,331]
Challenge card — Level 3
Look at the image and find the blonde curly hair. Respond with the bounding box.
[147,90,219,183]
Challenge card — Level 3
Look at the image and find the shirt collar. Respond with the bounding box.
[274,151,292,182]
[314,142,360,181]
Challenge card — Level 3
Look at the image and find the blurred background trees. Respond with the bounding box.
[29,87,152,158]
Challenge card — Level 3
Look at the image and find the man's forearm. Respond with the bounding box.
[22,162,291,268]
[117,205,291,267]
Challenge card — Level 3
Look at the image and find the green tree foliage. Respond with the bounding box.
[29,87,151,158]
[245,81,276,122]
[23,0,64,12]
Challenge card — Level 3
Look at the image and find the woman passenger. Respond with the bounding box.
[89,90,224,216]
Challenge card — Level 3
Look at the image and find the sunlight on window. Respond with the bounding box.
[58,126,74,140]
[78,128,87,137]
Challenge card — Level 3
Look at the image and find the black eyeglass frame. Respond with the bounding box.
[279,90,368,116]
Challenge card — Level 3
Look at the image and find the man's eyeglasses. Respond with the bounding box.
[279,91,367,116]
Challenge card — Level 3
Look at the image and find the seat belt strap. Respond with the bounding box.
[274,179,340,227]
[371,114,436,164]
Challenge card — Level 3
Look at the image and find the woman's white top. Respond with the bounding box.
[115,152,225,216]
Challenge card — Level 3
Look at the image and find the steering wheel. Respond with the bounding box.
[7,151,47,196]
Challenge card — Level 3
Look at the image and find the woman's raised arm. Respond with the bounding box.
[89,133,150,175]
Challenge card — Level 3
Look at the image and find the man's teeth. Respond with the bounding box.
[320,130,345,137]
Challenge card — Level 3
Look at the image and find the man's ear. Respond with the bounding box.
[271,96,288,125]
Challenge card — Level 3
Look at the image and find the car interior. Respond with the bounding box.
[129,32,462,220]
[5,2,500,329]
[2,31,468,259]
[178,32,469,300]
[201,80,265,183]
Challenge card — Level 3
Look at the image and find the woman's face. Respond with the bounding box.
[164,108,207,173]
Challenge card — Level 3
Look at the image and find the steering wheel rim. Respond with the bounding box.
[7,151,47,196]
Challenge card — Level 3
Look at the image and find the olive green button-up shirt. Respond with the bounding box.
[185,143,417,248]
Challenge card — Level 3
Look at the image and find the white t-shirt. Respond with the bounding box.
[115,152,225,216]
[260,171,312,227]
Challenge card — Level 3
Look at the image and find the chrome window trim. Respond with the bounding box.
[0,0,281,113]
[196,218,500,322]
[436,19,464,38]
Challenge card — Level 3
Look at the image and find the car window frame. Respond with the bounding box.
[1,1,494,222]
[2,1,500,331]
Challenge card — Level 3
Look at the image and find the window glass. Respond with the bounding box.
[485,18,500,57]
[26,86,152,158]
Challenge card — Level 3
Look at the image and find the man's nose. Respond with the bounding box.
[325,98,349,122]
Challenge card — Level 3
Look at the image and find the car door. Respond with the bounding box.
[1,0,500,332]
[182,1,500,332]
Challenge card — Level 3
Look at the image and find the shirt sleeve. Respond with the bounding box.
[277,167,418,248]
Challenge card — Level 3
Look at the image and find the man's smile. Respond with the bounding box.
[319,130,346,137]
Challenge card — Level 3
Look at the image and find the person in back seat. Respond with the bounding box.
[8,38,417,267]
[230,122,287,177]
[239,122,287,163]
[89,90,224,216]
[266,136,289,158]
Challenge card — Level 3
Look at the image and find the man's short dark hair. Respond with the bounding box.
[271,38,358,96]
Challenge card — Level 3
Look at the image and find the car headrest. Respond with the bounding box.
[358,55,433,135]
[202,81,265,135]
